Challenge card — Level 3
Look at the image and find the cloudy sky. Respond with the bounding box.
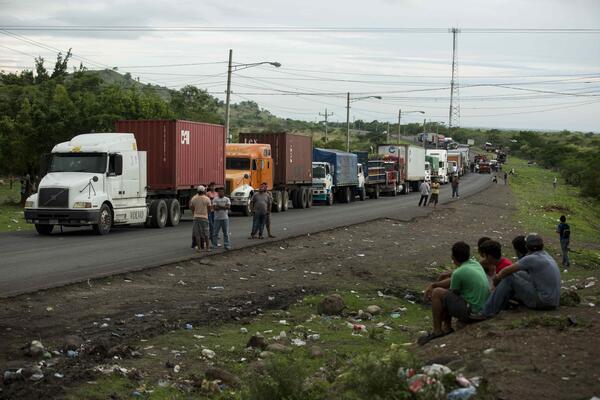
[2,0,599,131]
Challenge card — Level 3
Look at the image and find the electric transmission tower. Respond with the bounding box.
[448,27,461,132]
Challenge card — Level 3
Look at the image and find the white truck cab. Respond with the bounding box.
[311,161,334,205]
[24,133,148,235]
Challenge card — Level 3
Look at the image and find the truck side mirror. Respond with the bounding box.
[93,176,99,182]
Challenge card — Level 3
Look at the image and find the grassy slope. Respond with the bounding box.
[0,181,28,233]
[504,157,600,269]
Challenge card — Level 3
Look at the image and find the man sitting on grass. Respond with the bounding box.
[480,234,560,318]
[479,239,513,284]
[418,242,490,345]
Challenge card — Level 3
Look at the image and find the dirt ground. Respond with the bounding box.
[1,182,599,399]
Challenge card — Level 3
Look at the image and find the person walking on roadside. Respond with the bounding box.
[428,179,440,208]
[503,172,508,185]
[556,215,571,269]
[206,182,217,246]
[418,180,431,207]
[190,185,212,253]
[553,176,557,190]
[249,182,272,239]
[212,187,232,250]
[451,175,460,199]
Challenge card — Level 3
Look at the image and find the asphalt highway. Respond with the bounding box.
[0,174,492,297]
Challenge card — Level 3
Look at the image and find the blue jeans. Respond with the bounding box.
[212,218,231,249]
[208,212,215,238]
[452,186,459,198]
[482,271,549,317]
[251,213,267,237]
[560,238,570,267]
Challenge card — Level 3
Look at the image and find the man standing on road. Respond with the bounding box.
[428,179,440,208]
[480,234,561,318]
[189,185,212,253]
[451,175,460,199]
[206,182,217,246]
[212,187,232,250]
[249,182,272,239]
[418,180,430,207]
[419,242,490,345]
[503,172,508,185]
[556,215,571,269]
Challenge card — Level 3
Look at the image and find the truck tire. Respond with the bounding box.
[290,190,299,209]
[391,186,397,197]
[298,188,308,209]
[306,190,313,208]
[166,198,181,227]
[359,187,366,201]
[93,203,113,235]
[327,192,334,206]
[341,187,351,203]
[35,224,54,235]
[272,191,283,213]
[373,185,380,199]
[282,190,289,211]
[149,199,168,228]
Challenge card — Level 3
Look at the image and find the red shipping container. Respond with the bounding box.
[115,119,225,190]
[238,132,313,185]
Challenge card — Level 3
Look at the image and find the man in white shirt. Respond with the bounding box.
[418,180,431,207]
[211,187,232,250]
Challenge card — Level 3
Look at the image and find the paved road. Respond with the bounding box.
[0,174,491,297]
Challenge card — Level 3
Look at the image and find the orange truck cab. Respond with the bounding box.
[225,143,273,215]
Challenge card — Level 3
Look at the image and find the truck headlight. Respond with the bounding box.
[73,201,93,208]
[24,200,34,208]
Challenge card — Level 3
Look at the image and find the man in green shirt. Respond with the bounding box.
[419,241,490,345]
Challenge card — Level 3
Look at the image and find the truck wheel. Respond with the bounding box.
[166,199,181,227]
[290,190,298,209]
[35,224,54,235]
[298,188,308,209]
[149,199,168,228]
[282,191,289,211]
[327,192,334,206]
[359,187,366,201]
[93,204,112,235]
[306,190,313,208]
[373,185,380,199]
[272,191,283,213]
[342,187,351,203]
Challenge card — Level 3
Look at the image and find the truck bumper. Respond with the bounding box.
[24,209,100,225]
[312,188,328,201]
[230,197,249,206]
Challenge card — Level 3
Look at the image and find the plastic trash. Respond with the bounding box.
[201,349,216,359]
[447,386,477,400]
[390,312,402,319]
[66,350,78,358]
[185,323,193,330]
[422,363,452,377]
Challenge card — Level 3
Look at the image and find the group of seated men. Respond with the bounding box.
[418,234,562,345]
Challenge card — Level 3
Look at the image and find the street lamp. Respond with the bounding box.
[346,93,382,152]
[397,109,424,145]
[224,49,281,143]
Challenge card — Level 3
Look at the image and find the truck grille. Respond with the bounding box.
[38,188,69,208]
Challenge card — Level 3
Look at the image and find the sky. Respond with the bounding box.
[1,0,599,132]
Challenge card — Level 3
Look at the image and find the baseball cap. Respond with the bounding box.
[197,185,206,192]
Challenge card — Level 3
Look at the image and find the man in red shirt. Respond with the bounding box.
[479,240,512,280]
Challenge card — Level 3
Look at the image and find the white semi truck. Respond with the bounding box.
[425,149,449,184]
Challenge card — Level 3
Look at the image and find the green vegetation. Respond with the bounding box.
[505,157,600,269]
[0,181,26,232]
[65,289,448,399]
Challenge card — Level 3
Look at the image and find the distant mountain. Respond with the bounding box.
[81,69,172,101]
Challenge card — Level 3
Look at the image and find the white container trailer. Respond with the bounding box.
[426,149,449,184]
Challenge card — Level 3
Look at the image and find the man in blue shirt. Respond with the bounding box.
[556,215,571,269]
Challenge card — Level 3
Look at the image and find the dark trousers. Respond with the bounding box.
[418,195,429,206]
[560,238,570,267]
[452,186,459,198]
[251,213,267,237]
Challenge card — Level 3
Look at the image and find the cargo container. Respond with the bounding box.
[312,148,362,204]
[377,144,426,193]
[228,132,314,214]
[24,119,225,235]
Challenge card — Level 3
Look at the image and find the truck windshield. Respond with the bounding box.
[226,157,250,170]
[312,166,326,178]
[49,153,107,173]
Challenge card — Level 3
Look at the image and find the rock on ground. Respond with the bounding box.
[317,294,345,315]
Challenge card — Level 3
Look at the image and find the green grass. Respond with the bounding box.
[504,157,600,269]
[0,180,29,233]
[65,289,433,399]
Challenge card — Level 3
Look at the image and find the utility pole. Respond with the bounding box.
[346,92,351,152]
[386,122,390,143]
[224,49,233,143]
[319,108,334,143]
[397,109,402,145]
[448,27,461,133]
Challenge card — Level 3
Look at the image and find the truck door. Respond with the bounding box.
[107,153,125,202]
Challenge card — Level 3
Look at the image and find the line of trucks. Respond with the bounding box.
[24,120,471,235]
